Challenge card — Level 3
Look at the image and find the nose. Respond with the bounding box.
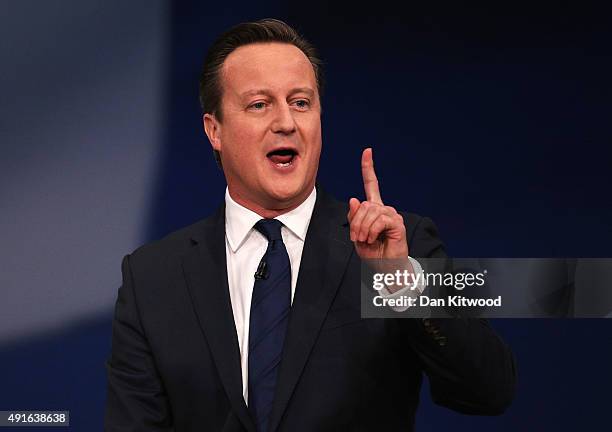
[270,104,297,135]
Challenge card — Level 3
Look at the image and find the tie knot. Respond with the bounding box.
[254,219,283,242]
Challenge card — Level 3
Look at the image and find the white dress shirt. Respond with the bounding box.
[225,187,317,402]
[224,186,424,402]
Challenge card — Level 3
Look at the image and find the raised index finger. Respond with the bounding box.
[361,148,383,204]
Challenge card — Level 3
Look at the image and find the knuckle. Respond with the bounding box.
[371,204,384,214]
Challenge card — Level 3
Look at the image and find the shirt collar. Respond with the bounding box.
[225,186,317,252]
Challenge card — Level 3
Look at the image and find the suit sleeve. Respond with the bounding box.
[105,255,174,431]
[403,216,517,415]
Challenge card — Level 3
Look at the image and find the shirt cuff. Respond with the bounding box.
[379,257,425,312]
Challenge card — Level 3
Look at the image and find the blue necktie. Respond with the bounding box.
[248,219,291,432]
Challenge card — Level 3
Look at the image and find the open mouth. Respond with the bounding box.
[266,148,298,168]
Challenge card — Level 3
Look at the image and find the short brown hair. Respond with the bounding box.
[199,19,324,167]
[199,18,324,119]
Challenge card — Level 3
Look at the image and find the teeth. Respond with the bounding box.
[276,161,292,167]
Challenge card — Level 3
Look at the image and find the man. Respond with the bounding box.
[105,19,516,432]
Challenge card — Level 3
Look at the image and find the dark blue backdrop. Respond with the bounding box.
[2,3,610,430]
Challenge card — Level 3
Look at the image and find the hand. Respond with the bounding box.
[347,148,409,261]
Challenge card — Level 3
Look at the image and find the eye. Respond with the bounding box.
[248,101,267,111]
[293,99,310,110]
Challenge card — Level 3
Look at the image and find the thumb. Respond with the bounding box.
[347,197,360,223]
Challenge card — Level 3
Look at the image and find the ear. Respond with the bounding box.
[203,113,221,152]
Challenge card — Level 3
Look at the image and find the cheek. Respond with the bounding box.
[299,116,322,148]
[306,129,322,161]
[222,121,266,158]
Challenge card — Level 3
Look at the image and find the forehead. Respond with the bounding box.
[221,42,317,97]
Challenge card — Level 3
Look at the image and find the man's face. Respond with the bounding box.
[204,42,322,213]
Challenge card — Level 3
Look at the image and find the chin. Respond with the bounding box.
[264,180,307,205]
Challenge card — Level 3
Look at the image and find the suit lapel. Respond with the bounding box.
[268,188,354,432]
[181,204,256,432]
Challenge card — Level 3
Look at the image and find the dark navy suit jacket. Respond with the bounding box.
[105,186,516,431]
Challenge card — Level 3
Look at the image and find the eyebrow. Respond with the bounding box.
[239,87,315,99]
[288,87,315,97]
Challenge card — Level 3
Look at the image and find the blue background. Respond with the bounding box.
[1,1,611,430]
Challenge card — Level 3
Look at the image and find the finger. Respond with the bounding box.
[358,204,386,242]
[358,205,397,242]
[367,215,392,244]
[349,200,371,242]
[347,197,360,223]
[361,148,383,204]
[383,205,399,216]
